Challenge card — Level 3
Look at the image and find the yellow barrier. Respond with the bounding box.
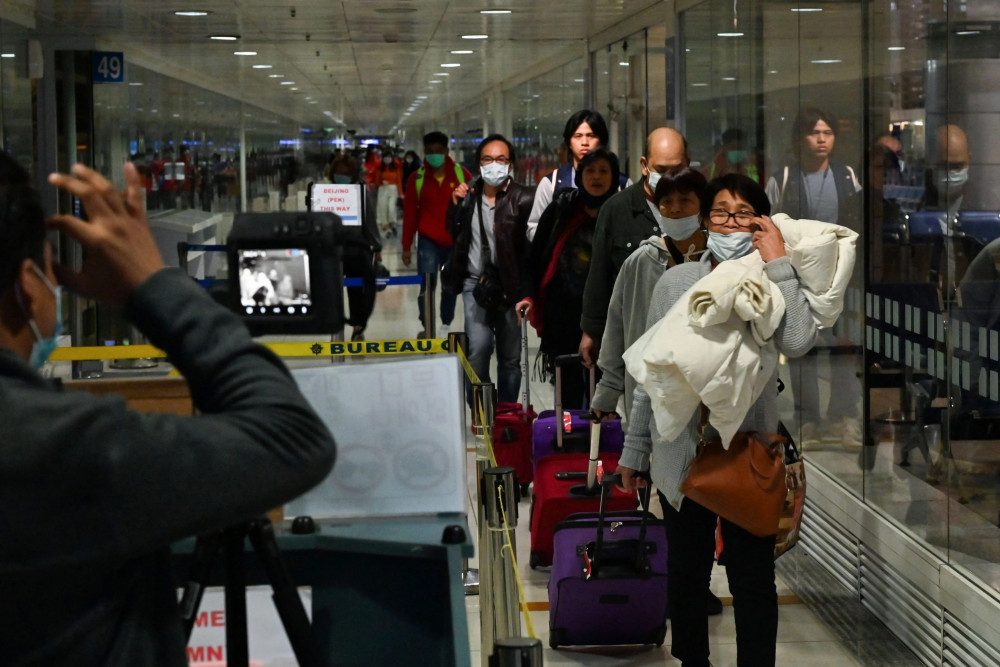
[49,338,450,362]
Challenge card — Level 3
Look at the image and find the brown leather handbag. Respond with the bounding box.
[680,406,788,538]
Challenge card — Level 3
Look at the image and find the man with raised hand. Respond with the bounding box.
[0,157,335,665]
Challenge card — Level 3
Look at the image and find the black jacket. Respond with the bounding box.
[448,177,534,301]
[0,269,335,666]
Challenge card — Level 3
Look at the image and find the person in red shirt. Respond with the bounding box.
[373,148,404,238]
[401,131,472,337]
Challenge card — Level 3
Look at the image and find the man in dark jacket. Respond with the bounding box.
[448,134,533,404]
[0,157,335,665]
[579,127,690,366]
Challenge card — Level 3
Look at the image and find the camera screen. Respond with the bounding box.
[237,248,312,316]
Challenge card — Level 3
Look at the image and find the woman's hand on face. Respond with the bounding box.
[752,214,786,262]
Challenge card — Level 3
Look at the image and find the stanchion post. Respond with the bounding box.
[483,466,522,657]
[422,271,436,339]
[490,637,544,667]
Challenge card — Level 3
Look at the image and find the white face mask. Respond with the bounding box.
[707,231,754,261]
[661,213,701,240]
[646,167,662,192]
[480,162,510,187]
[934,167,968,200]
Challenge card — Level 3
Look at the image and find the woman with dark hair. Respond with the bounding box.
[619,174,819,667]
[591,167,709,423]
[765,107,863,448]
[526,109,630,241]
[517,147,621,408]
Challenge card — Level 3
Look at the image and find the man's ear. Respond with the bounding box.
[13,257,42,318]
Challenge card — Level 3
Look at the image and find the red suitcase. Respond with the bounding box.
[490,311,537,494]
[529,452,637,568]
[492,402,537,495]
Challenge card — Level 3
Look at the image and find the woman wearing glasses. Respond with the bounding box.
[448,134,534,405]
[617,174,819,667]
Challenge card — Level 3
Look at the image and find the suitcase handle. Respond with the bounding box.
[593,472,652,578]
[553,355,597,450]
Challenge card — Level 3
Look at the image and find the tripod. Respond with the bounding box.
[178,516,326,667]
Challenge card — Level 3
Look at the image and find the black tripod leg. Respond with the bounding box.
[224,525,250,667]
[180,531,223,640]
[247,518,327,667]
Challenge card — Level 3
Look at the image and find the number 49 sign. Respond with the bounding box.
[92,51,124,83]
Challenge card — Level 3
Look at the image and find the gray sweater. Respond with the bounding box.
[619,253,818,509]
[591,236,673,424]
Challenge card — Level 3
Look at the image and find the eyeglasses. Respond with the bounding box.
[480,156,511,165]
[708,209,756,226]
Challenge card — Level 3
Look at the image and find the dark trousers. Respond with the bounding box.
[658,492,778,667]
[342,247,376,329]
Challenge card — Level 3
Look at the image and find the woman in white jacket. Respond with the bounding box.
[617,174,819,667]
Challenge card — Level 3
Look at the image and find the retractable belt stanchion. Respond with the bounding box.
[483,466,521,662]
[490,637,543,667]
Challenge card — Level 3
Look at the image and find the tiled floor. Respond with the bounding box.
[358,232,922,666]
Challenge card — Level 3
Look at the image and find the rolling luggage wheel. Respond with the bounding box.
[548,628,565,649]
[653,626,667,647]
[529,550,543,569]
[519,482,530,497]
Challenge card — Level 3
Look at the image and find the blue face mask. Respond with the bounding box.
[332,174,351,184]
[15,263,63,370]
[706,231,754,261]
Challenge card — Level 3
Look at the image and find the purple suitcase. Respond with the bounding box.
[532,355,624,475]
[548,477,668,649]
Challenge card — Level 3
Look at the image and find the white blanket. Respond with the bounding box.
[624,252,784,448]
[771,213,858,328]
[624,215,857,447]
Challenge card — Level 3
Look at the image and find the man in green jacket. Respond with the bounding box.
[579,127,689,366]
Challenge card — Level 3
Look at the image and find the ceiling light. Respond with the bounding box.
[691,83,709,87]
[1,53,16,58]
[480,9,511,14]
[451,50,474,54]
[440,63,461,68]
[619,61,629,66]
[253,64,272,69]
[717,32,744,37]
[790,7,823,11]
[721,77,736,81]
[129,82,143,86]
[811,59,842,64]
[430,80,443,84]
[888,46,905,51]
[462,34,489,40]
[234,51,257,56]
[956,30,981,36]
[435,73,450,76]
[280,81,295,85]
[209,35,239,41]
[290,87,298,91]
[416,95,428,99]
[573,78,584,83]
[175,11,210,17]
[768,70,778,74]
[269,74,284,78]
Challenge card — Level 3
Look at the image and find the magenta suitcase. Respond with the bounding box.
[548,476,668,648]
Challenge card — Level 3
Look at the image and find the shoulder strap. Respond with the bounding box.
[664,237,685,265]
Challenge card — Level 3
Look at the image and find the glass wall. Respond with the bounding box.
[509,58,586,186]
[868,0,1000,590]
[683,0,1000,597]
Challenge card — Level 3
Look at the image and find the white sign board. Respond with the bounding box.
[287,356,465,518]
[310,183,361,226]
[184,585,311,666]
